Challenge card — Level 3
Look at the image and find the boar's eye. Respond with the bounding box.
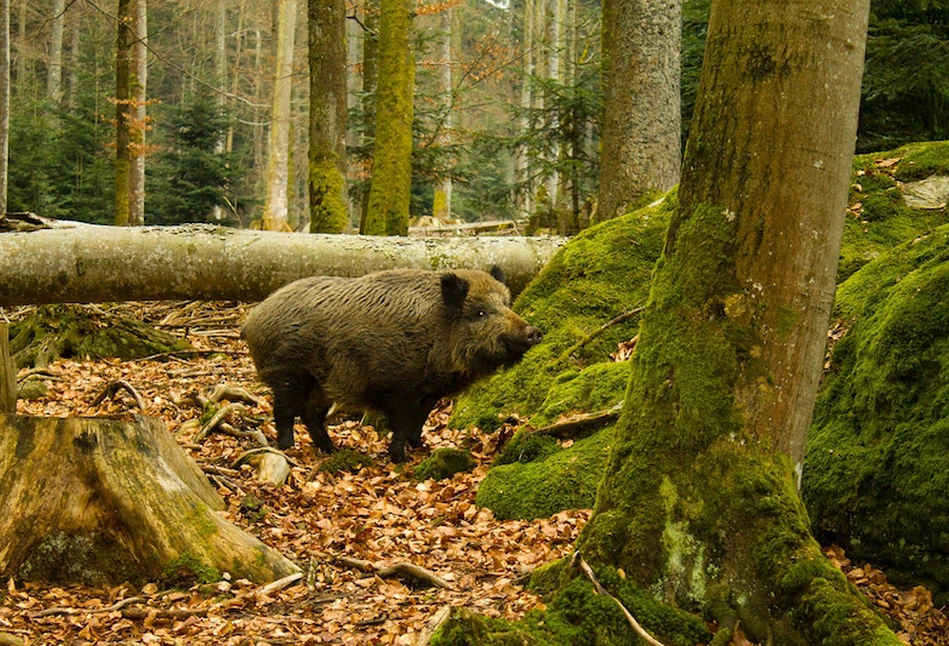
[477,309,487,318]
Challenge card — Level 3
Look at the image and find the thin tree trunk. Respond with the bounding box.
[0,324,14,414]
[261,0,297,231]
[113,0,132,226]
[47,0,64,102]
[362,0,414,236]
[357,1,378,232]
[596,0,681,222]
[0,224,565,306]
[307,0,348,233]
[515,0,534,216]
[0,0,8,215]
[433,6,452,222]
[65,3,79,108]
[577,1,894,642]
[210,0,226,221]
[128,0,147,226]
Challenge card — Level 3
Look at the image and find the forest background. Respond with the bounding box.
[7,0,948,231]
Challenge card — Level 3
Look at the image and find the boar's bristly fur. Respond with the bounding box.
[241,268,543,462]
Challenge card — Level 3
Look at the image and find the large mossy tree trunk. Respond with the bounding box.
[0,324,14,413]
[575,0,900,643]
[362,0,414,236]
[307,0,349,234]
[0,414,300,585]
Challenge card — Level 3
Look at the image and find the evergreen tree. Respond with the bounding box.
[146,95,242,226]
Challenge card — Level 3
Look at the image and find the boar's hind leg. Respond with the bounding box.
[377,395,435,463]
[303,394,335,454]
[271,375,315,450]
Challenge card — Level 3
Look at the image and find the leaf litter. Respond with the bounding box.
[2,301,947,645]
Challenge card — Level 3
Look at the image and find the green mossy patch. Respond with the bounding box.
[318,448,374,475]
[803,223,949,604]
[431,571,711,646]
[415,448,476,480]
[9,304,192,369]
[475,427,615,520]
[162,553,222,587]
[450,196,673,433]
[839,142,949,281]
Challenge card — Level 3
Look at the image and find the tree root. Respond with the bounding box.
[91,379,146,411]
[326,553,453,590]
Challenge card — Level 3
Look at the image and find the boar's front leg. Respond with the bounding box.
[407,395,441,449]
[376,394,432,463]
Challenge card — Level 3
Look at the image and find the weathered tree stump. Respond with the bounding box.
[0,323,14,413]
[0,414,300,586]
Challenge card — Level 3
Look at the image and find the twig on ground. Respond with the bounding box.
[90,379,146,411]
[208,384,264,407]
[329,554,453,590]
[572,551,666,646]
[562,307,644,360]
[522,403,624,441]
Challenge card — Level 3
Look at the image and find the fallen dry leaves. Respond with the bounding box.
[2,302,947,645]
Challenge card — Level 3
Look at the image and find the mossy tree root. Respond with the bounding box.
[0,414,300,586]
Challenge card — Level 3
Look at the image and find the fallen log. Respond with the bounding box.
[0,223,566,306]
[0,414,300,585]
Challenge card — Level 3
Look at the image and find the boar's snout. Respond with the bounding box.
[526,325,543,346]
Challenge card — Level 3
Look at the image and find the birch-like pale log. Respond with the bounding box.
[0,224,566,306]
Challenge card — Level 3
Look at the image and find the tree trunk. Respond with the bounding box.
[0,414,299,585]
[65,3,80,108]
[114,0,132,226]
[357,1,378,232]
[596,0,681,223]
[576,0,897,643]
[0,0,8,215]
[362,0,414,236]
[46,0,64,102]
[515,0,534,216]
[128,0,147,227]
[261,0,298,231]
[0,323,14,414]
[0,224,565,306]
[307,0,348,233]
[432,6,452,222]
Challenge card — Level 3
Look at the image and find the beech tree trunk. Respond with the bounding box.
[0,324,14,414]
[128,0,147,227]
[576,0,896,643]
[0,0,8,216]
[0,223,565,306]
[307,0,348,233]
[261,0,298,231]
[47,0,65,103]
[0,414,299,585]
[362,0,414,236]
[596,0,681,223]
[114,0,132,226]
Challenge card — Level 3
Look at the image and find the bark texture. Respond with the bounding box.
[0,224,565,306]
[0,414,299,585]
[307,0,348,233]
[0,324,14,414]
[262,0,298,230]
[362,0,414,236]
[128,0,147,226]
[0,0,8,215]
[114,0,132,226]
[597,0,680,222]
[577,1,896,643]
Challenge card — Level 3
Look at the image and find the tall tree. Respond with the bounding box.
[362,0,414,235]
[356,0,378,231]
[575,0,898,642]
[596,0,680,223]
[261,0,298,231]
[432,5,452,222]
[113,0,132,226]
[47,0,65,102]
[306,0,348,233]
[515,0,534,216]
[0,0,8,215]
[128,0,147,226]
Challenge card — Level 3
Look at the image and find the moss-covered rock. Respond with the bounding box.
[803,222,949,603]
[449,197,673,432]
[318,448,373,475]
[839,142,949,281]
[415,448,476,480]
[476,427,615,520]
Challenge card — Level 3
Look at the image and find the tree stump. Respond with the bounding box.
[0,414,300,585]
[0,323,14,413]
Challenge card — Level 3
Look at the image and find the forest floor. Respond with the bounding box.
[1,302,948,645]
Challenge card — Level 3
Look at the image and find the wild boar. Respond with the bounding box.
[241,267,542,462]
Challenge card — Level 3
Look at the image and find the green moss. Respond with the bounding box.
[893,141,949,181]
[527,362,629,428]
[319,448,373,475]
[162,553,221,586]
[451,196,672,433]
[495,433,561,466]
[308,158,348,233]
[240,495,268,523]
[804,223,949,603]
[415,448,476,480]
[475,427,615,520]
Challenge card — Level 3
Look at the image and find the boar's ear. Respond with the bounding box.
[441,273,469,317]
[489,265,506,285]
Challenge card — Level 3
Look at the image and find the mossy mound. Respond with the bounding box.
[415,448,476,480]
[839,141,949,281]
[431,568,711,646]
[803,222,949,603]
[449,196,673,433]
[9,304,191,369]
[319,449,373,475]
